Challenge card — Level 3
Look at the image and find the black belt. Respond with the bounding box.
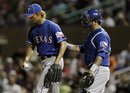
[87,64,109,69]
[101,64,109,67]
[40,55,54,60]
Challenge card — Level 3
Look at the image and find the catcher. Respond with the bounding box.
[67,9,111,93]
[22,3,67,93]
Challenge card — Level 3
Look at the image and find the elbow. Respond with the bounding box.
[61,41,67,49]
[63,41,67,49]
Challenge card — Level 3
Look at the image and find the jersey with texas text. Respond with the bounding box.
[27,19,66,56]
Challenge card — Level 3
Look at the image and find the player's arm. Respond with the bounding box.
[54,41,67,64]
[24,44,35,62]
[90,33,110,74]
[67,43,80,52]
[80,56,102,89]
[22,44,35,68]
[90,56,103,74]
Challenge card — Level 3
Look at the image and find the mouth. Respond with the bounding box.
[30,19,36,23]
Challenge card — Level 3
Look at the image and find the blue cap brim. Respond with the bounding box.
[24,13,33,17]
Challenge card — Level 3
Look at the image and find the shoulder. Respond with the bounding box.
[92,28,110,42]
[46,19,61,29]
[100,28,109,35]
[96,28,109,38]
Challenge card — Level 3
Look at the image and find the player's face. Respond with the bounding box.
[28,13,43,24]
[81,15,93,29]
[28,14,39,23]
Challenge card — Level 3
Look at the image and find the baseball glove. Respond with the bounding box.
[79,71,94,88]
[44,75,51,88]
[46,64,62,82]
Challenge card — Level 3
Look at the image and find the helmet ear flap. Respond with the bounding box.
[94,10,102,23]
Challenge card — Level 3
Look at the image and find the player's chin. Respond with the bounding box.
[30,21,36,24]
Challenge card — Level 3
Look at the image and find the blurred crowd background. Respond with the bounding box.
[0,0,130,93]
[0,0,130,27]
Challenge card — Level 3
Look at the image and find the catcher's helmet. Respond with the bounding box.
[81,9,102,28]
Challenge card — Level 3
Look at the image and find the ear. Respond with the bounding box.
[91,20,96,25]
[41,11,46,18]
[92,20,98,25]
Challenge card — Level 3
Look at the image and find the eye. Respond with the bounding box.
[84,19,91,23]
[81,15,91,23]
[82,18,91,23]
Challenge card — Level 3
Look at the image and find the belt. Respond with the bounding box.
[100,64,109,67]
[87,64,109,69]
[40,55,54,60]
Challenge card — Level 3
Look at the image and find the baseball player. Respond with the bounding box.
[22,3,67,93]
[67,9,111,93]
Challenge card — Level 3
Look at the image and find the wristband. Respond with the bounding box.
[90,63,98,72]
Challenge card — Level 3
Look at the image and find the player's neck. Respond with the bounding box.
[38,18,45,25]
[92,24,101,31]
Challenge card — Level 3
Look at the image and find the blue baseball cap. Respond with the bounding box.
[25,3,42,17]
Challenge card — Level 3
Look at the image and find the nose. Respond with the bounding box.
[29,16,34,20]
[28,14,35,19]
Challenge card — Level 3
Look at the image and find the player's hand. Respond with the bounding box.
[79,70,94,88]
[22,60,29,69]
[45,63,62,82]
[83,70,94,76]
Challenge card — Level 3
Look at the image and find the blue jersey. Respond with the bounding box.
[27,19,66,56]
[80,28,111,66]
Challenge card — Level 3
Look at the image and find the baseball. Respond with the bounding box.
[23,62,29,68]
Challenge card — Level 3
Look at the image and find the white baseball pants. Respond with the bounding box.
[34,57,64,93]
